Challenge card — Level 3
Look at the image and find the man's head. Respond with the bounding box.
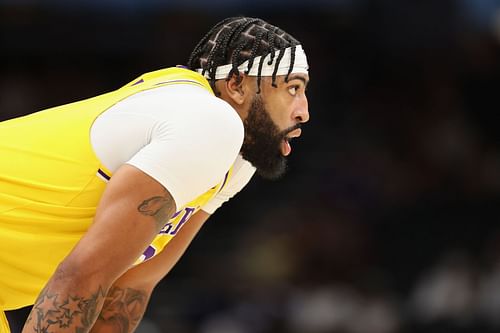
[187,17,309,179]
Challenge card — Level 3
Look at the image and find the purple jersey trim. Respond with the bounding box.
[217,170,230,194]
[131,79,144,86]
[97,168,111,181]
[154,79,206,88]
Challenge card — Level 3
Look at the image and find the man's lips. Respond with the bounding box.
[281,128,302,156]
[286,128,302,140]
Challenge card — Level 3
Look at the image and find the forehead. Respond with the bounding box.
[258,73,310,85]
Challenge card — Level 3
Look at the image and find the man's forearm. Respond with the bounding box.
[90,285,151,333]
[23,282,107,333]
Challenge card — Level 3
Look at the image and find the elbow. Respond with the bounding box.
[51,257,113,294]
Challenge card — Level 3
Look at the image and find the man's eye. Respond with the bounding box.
[288,86,298,95]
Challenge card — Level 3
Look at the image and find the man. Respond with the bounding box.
[0,16,309,333]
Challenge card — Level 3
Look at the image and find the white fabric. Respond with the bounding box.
[201,154,256,214]
[90,84,244,210]
[197,45,309,80]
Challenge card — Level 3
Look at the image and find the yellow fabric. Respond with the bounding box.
[135,166,233,265]
[0,310,10,333]
[0,67,231,310]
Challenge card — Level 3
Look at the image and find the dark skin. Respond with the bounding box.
[216,73,309,148]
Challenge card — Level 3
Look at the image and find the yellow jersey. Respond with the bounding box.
[0,67,232,312]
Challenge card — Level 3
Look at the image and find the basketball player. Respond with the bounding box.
[0,16,309,333]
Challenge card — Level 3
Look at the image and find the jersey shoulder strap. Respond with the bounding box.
[121,67,214,94]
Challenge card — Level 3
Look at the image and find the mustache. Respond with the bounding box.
[281,123,302,137]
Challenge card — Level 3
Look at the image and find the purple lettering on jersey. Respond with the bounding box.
[159,223,173,235]
[142,207,197,262]
[142,245,156,261]
[171,210,182,219]
[170,207,195,235]
[158,207,195,235]
[158,210,181,234]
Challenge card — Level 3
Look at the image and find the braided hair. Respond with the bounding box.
[187,17,301,94]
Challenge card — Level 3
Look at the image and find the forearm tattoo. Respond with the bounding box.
[137,191,175,229]
[24,286,106,333]
[92,286,149,333]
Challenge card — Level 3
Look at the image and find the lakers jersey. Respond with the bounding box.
[0,67,234,312]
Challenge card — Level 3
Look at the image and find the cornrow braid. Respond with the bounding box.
[256,50,266,94]
[204,35,225,85]
[187,17,235,68]
[229,41,247,84]
[285,45,297,83]
[267,27,277,65]
[226,18,261,84]
[204,19,255,91]
[271,47,287,87]
[245,29,264,75]
[187,16,302,94]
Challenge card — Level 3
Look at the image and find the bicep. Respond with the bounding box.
[64,164,176,285]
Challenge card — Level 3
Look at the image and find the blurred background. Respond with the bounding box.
[1,0,499,332]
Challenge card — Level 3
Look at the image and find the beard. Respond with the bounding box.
[240,95,300,180]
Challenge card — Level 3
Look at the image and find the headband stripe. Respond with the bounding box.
[197,45,309,80]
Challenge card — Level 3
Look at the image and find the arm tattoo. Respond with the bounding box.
[92,286,149,333]
[24,286,106,333]
[137,191,175,229]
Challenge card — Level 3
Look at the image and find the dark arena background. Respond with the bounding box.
[1,1,499,332]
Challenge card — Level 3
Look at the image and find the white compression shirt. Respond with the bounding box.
[90,83,255,212]
[202,154,255,214]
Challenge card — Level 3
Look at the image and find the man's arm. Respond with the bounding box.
[22,164,177,333]
[90,210,211,333]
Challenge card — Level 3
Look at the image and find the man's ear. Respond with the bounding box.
[221,72,249,105]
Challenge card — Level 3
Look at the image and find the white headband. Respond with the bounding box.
[197,45,309,80]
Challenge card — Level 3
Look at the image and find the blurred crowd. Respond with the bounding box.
[1,1,499,332]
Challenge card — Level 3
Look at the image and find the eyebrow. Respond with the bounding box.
[287,74,309,88]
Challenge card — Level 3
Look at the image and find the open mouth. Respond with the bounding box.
[280,128,302,156]
[281,137,292,156]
